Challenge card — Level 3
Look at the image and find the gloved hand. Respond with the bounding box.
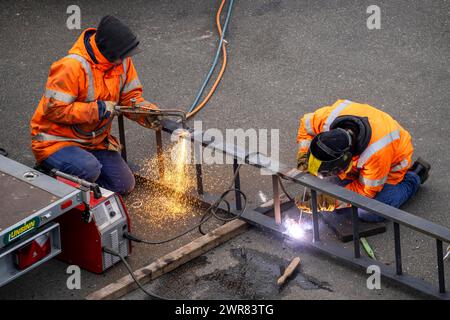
[296,150,308,172]
[140,114,161,129]
[99,101,118,119]
[295,191,337,213]
[140,103,159,110]
[105,101,117,113]
[128,102,161,129]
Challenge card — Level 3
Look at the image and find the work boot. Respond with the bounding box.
[34,162,52,175]
[409,157,431,184]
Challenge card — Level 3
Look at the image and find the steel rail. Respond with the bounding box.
[159,119,450,243]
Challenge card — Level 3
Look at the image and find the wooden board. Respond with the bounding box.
[86,219,249,300]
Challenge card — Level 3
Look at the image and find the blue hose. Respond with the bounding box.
[187,0,234,113]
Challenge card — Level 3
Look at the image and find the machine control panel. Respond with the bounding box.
[92,196,123,232]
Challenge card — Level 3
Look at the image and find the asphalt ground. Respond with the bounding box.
[0,0,448,299]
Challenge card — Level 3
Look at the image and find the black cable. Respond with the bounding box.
[277,175,295,202]
[198,187,247,235]
[102,247,167,300]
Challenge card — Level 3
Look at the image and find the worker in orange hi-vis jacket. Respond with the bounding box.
[31,16,159,194]
[295,99,431,222]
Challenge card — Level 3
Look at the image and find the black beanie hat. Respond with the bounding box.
[95,15,139,62]
[310,129,351,161]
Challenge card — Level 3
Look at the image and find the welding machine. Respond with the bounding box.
[0,155,131,287]
[54,172,132,274]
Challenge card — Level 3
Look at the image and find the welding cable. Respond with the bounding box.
[102,247,167,300]
[198,187,247,235]
[186,0,234,119]
[277,175,295,202]
[187,0,232,113]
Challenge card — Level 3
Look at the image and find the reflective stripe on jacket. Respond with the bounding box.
[296,99,414,198]
[30,28,155,162]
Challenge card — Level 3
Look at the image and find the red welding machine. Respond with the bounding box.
[0,156,132,288]
[54,177,132,274]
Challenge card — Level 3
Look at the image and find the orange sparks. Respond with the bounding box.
[130,137,198,229]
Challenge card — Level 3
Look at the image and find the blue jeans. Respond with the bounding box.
[42,146,135,195]
[334,172,421,222]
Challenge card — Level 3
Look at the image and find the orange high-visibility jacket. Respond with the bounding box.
[31,28,155,163]
[297,99,414,198]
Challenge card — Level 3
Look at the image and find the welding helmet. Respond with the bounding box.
[307,128,353,178]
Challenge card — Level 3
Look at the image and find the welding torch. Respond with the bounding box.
[72,99,188,140]
[115,99,188,129]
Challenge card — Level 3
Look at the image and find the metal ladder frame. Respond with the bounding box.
[118,117,449,299]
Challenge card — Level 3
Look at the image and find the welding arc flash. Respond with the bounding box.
[284,218,305,239]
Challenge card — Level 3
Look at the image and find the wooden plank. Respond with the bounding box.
[86,219,249,300]
[277,256,301,286]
